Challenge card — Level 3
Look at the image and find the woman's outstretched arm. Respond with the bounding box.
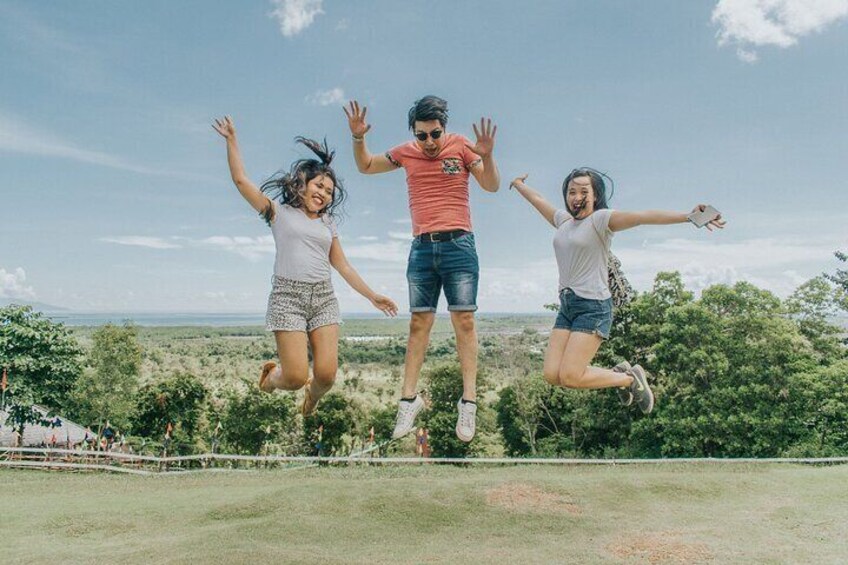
[212,116,272,216]
[510,174,559,227]
[329,238,398,317]
[609,205,725,232]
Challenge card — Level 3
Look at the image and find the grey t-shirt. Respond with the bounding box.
[552,208,614,300]
[270,202,338,282]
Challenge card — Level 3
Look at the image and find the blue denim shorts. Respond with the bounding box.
[554,288,613,339]
[406,232,479,312]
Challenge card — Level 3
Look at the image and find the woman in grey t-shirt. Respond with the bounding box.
[214,116,398,417]
[510,168,724,414]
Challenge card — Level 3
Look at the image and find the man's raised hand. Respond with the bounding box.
[465,117,497,157]
[343,100,372,138]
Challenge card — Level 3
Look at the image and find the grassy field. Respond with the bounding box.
[2,463,846,564]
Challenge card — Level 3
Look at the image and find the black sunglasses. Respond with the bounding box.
[414,129,443,141]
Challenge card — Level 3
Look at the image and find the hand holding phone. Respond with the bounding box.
[687,205,723,229]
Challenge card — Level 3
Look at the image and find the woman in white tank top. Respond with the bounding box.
[214,116,398,417]
[510,168,725,415]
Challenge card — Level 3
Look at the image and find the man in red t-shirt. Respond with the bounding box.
[344,96,500,443]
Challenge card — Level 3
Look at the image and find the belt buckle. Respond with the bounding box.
[428,232,440,243]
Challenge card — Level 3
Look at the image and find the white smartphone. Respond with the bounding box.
[687,205,721,228]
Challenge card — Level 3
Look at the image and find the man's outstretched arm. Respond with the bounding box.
[344,100,398,175]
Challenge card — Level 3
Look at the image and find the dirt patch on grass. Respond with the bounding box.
[607,531,713,563]
[206,499,277,521]
[49,515,136,538]
[485,482,581,515]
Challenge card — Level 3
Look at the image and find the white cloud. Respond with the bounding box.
[737,48,759,62]
[388,231,412,241]
[0,111,160,174]
[344,239,411,263]
[357,236,379,241]
[101,234,275,260]
[203,291,228,299]
[712,0,848,60]
[269,0,324,37]
[0,111,212,181]
[0,267,36,300]
[306,87,345,107]
[197,235,275,261]
[335,18,350,31]
[100,236,182,250]
[478,263,557,311]
[616,234,841,296]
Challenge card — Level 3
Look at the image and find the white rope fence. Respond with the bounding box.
[2,447,847,475]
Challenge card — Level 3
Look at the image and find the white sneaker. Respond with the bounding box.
[391,396,425,439]
[455,399,477,443]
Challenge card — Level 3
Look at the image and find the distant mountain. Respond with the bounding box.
[0,298,69,312]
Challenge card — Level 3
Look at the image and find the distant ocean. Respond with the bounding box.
[45,311,546,327]
[46,312,268,327]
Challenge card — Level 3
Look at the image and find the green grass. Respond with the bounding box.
[2,463,847,564]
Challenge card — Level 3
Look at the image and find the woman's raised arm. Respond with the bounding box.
[212,116,272,216]
[510,174,559,227]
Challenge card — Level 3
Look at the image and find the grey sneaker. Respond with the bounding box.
[391,395,425,439]
[613,361,633,406]
[628,364,654,414]
[455,399,477,443]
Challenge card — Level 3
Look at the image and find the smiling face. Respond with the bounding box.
[566,175,595,219]
[413,119,446,158]
[301,173,335,214]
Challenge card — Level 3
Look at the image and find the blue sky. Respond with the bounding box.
[1,0,846,313]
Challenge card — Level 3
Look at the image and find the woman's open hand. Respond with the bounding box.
[371,294,398,317]
[212,116,236,141]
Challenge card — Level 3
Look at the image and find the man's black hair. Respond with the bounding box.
[407,95,449,130]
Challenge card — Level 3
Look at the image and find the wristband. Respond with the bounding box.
[352,134,364,143]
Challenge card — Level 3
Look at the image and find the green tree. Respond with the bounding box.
[825,250,848,312]
[67,323,142,433]
[789,359,848,456]
[650,282,814,457]
[496,377,545,456]
[420,363,492,458]
[784,277,844,361]
[131,372,208,453]
[0,305,83,410]
[367,403,399,456]
[497,374,632,458]
[220,383,297,454]
[303,391,366,455]
[2,399,56,440]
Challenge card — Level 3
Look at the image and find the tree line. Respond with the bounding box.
[1,252,846,459]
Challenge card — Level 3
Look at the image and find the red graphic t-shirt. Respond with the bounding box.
[386,133,481,236]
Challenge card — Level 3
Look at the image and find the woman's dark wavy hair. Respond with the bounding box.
[259,137,346,224]
[561,167,615,215]
[407,95,449,130]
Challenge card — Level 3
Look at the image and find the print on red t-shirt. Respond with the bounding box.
[386,133,481,236]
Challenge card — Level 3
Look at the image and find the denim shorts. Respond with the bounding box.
[406,232,479,312]
[553,288,613,339]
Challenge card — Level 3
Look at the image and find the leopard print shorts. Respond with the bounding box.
[265,276,340,332]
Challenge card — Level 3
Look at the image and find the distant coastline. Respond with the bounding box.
[43,311,552,327]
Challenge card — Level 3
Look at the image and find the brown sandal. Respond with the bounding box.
[259,361,277,393]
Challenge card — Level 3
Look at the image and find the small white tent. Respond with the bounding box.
[0,405,94,447]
